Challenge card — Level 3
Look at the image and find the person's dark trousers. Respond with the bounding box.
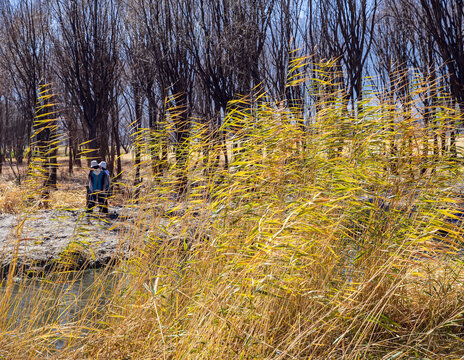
[103,193,109,213]
[86,193,98,213]
[98,192,108,213]
[87,186,108,214]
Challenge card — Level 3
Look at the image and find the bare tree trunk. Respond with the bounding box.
[68,139,73,175]
[172,92,190,196]
[75,147,82,167]
[221,129,229,170]
[133,86,143,192]
[49,145,58,188]
[147,93,159,176]
[111,99,122,179]
[441,122,447,156]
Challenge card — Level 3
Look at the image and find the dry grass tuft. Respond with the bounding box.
[49,189,86,209]
[0,183,23,214]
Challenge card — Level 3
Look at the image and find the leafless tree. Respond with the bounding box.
[52,0,120,163]
[317,0,378,108]
[414,0,464,155]
[0,0,47,162]
[0,0,461,178]
[186,0,275,167]
[417,0,464,108]
[128,0,195,194]
[0,0,58,187]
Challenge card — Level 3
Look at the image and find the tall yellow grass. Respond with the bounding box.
[1,61,464,359]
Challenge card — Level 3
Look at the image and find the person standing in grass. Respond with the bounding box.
[99,161,111,213]
[86,160,110,214]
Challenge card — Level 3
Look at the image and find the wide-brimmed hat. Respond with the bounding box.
[90,160,99,168]
[99,161,107,170]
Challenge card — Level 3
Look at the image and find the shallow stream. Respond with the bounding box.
[0,268,118,351]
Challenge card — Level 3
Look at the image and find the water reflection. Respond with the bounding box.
[0,268,118,351]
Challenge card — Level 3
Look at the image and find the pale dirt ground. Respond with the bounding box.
[0,209,124,271]
[0,152,143,274]
[0,203,202,276]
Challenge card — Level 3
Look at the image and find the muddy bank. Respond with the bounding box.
[0,204,207,277]
[0,208,133,276]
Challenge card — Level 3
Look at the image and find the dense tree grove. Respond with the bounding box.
[0,0,462,180]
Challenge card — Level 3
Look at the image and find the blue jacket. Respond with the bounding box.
[88,169,109,193]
